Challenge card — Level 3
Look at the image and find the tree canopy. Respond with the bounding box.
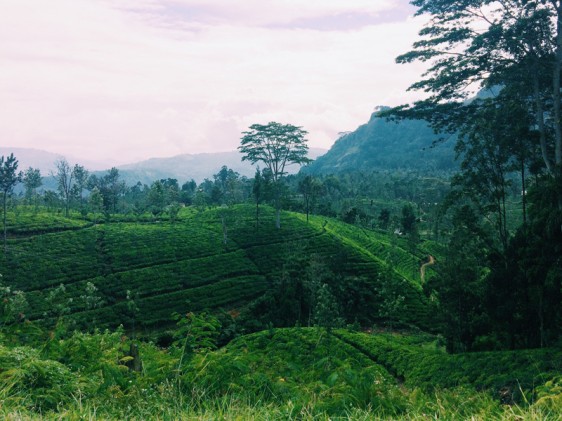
[239,122,311,228]
[393,0,562,176]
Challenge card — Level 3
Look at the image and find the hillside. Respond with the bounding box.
[305,110,456,175]
[116,148,327,185]
[0,205,436,333]
[2,147,327,187]
[0,147,115,173]
[1,327,560,419]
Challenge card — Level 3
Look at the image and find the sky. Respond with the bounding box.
[0,0,429,165]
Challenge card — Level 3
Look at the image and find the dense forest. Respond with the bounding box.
[2,0,562,419]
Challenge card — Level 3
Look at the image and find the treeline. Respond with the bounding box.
[1,153,455,233]
[390,0,562,352]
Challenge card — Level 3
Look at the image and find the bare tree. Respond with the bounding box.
[52,159,75,217]
[0,154,21,253]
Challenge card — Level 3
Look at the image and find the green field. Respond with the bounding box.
[1,204,436,332]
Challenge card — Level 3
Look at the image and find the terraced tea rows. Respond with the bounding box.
[335,330,562,400]
[1,205,434,331]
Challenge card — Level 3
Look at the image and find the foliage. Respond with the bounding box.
[239,121,311,228]
[0,153,21,252]
[0,327,560,419]
[305,111,456,175]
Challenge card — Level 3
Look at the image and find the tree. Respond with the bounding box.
[53,159,75,217]
[22,167,42,207]
[72,164,89,212]
[426,205,490,352]
[0,154,21,253]
[180,179,197,205]
[89,168,125,215]
[239,122,311,228]
[451,97,525,253]
[401,204,417,235]
[394,0,562,205]
[147,180,166,215]
[252,167,264,229]
[378,208,391,230]
[298,175,321,223]
[313,284,344,334]
[252,167,273,229]
[89,187,104,223]
[102,167,125,214]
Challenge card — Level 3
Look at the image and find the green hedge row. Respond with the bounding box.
[335,330,562,400]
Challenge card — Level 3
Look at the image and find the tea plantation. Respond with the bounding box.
[1,206,562,419]
[1,204,436,332]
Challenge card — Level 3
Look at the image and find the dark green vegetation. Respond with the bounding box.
[1,202,560,418]
[1,326,561,419]
[380,0,562,354]
[305,109,456,175]
[0,204,436,335]
[3,1,562,418]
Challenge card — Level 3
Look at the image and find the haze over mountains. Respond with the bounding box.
[1,146,325,185]
[3,111,456,187]
[305,110,456,175]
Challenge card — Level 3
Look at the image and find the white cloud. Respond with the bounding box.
[0,0,428,164]
[111,0,402,26]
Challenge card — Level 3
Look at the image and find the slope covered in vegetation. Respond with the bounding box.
[1,205,436,334]
[1,326,560,419]
[305,111,456,175]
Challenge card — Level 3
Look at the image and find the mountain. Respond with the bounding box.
[0,147,115,174]
[2,147,327,187]
[116,148,327,185]
[304,111,457,175]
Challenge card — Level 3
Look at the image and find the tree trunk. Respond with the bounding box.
[555,3,562,166]
[521,159,527,227]
[275,182,281,229]
[533,71,554,174]
[3,192,7,254]
[255,201,259,230]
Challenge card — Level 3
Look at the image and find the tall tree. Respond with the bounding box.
[53,159,75,217]
[252,167,263,229]
[72,164,89,211]
[425,205,490,352]
[395,0,562,196]
[298,175,321,223]
[22,167,42,207]
[239,122,311,228]
[0,154,21,253]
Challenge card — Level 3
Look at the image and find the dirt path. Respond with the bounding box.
[420,255,436,284]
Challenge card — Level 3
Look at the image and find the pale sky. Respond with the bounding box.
[0,0,428,164]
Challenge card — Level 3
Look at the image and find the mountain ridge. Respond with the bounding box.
[305,111,457,175]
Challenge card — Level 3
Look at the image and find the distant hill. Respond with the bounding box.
[115,148,327,185]
[2,147,326,187]
[305,111,457,175]
[0,147,114,173]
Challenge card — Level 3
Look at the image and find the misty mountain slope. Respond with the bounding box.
[305,112,457,175]
[1,147,326,187]
[116,148,327,185]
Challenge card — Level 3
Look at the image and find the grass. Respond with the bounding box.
[0,327,561,419]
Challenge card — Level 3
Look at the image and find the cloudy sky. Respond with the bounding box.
[1,0,428,164]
